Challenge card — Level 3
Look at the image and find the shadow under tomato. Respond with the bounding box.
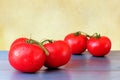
[64,54,88,70]
[10,70,42,80]
[41,68,71,80]
[10,67,71,80]
[86,56,110,69]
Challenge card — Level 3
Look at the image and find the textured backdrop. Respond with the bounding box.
[0,0,120,50]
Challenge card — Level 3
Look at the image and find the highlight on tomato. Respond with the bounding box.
[10,37,28,49]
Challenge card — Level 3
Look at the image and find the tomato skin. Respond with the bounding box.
[44,40,71,68]
[10,37,28,49]
[9,43,46,73]
[87,36,111,57]
[64,33,88,54]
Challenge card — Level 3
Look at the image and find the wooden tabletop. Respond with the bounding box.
[0,51,120,80]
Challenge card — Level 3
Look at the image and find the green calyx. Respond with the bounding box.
[26,39,39,45]
[74,31,90,37]
[74,31,81,36]
[92,33,101,38]
[73,31,101,39]
[26,39,49,56]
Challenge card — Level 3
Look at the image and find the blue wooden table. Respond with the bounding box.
[0,51,120,80]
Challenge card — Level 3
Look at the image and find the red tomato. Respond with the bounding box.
[9,40,46,73]
[87,36,111,57]
[64,32,88,54]
[43,40,71,68]
[10,37,28,49]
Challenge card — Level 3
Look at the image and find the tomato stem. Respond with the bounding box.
[74,31,91,37]
[74,31,81,36]
[80,31,91,37]
[26,39,39,45]
[41,39,54,44]
[39,42,49,56]
[92,33,101,38]
[26,39,49,56]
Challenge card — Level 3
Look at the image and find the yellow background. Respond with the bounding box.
[0,0,120,50]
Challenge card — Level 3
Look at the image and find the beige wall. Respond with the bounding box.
[0,0,120,50]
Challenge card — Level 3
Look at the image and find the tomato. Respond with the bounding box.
[9,39,46,73]
[87,35,111,57]
[64,32,88,54]
[43,40,71,69]
[10,37,28,49]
